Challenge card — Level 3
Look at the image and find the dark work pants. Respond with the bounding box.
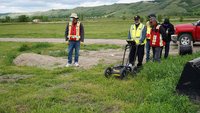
[160,41,170,59]
[146,39,151,62]
[164,41,170,58]
[152,47,162,63]
[129,44,145,66]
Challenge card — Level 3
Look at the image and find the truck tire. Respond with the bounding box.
[179,45,193,55]
[179,34,192,45]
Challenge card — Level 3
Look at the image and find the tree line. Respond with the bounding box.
[0,14,188,23]
[0,13,86,23]
[0,15,49,23]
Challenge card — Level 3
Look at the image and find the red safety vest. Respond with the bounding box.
[150,25,166,47]
[68,21,81,41]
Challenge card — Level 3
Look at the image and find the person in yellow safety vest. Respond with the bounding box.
[128,15,147,68]
[146,14,156,62]
[65,13,84,67]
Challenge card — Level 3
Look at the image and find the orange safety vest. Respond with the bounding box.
[68,21,81,41]
[146,21,151,39]
[150,25,166,47]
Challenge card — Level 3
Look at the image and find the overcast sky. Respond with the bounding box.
[0,0,150,13]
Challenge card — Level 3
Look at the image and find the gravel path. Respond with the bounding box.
[0,38,126,45]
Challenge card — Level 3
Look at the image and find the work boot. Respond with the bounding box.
[137,63,143,69]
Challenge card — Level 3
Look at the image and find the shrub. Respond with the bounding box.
[18,44,31,52]
[179,16,183,22]
[48,50,68,57]
[5,52,18,65]
[32,42,52,49]
[18,15,30,22]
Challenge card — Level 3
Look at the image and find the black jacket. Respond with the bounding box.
[65,22,84,42]
[161,23,174,42]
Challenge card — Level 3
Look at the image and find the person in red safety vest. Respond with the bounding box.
[65,13,84,67]
[146,14,156,62]
[150,17,167,63]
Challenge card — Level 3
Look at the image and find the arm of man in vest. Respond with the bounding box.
[169,24,175,35]
[65,23,69,41]
[128,30,131,39]
[80,23,84,42]
[159,26,167,41]
[139,26,147,44]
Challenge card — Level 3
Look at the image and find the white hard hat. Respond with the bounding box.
[70,13,78,19]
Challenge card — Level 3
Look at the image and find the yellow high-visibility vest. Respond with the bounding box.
[130,23,146,45]
[68,21,81,41]
[146,21,151,39]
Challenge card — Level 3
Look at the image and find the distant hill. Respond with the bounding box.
[1,0,200,18]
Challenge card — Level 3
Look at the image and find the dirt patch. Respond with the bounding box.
[13,49,123,69]
[0,88,8,94]
[15,105,29,113]
[103,105,121,113]
[0,74,33,83]
[79,49,123,68]
[13,53,66,69]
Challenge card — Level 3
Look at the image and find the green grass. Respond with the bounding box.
[0,23,65,38]
[0,20,196,39]
[0,42,200,113]
[0,20,132,39]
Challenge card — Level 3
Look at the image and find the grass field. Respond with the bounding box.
[0,20,196,39]
[0,20,132,39]
[0,42,200,113]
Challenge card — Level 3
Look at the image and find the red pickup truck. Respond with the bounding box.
[172,20,200,45]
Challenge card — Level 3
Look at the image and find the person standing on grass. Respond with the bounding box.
[150,17,167,63]
[146,14,156,62]
[128,15,146,68]
[161,18,174,59]
[65,13,84,67]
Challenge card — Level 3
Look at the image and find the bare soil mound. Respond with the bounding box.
[13,53,66,69]
[13,49,123,69]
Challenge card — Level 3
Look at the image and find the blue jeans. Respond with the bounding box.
[146,39,151,62]
[68,41,80,64]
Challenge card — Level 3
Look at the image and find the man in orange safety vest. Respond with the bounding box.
[65,13,84,67]
[146,14,156,62]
